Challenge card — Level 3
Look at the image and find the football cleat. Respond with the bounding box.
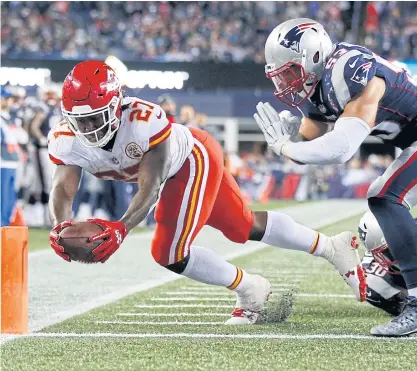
[225,275,272,325]
[324,232,367,302]
[370,296,417,337]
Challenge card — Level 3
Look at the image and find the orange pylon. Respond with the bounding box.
[1,226,28,334]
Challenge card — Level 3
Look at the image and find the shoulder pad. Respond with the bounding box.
[123,98,171,151]
[322,45,376,110]
[47,121,76,165]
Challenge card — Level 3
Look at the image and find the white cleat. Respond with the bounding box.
[225,275,272,325]
[324,231,367,302]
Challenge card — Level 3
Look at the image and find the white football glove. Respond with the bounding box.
[254,102,301,155]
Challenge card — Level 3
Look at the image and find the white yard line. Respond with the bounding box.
[151,293,355,301]
[297,293,355,298]
[96,321,224,326]
[152,297,234,302]
[269,284,297,287]
[117,313,229,317]
[2,332,416,341]
[179,287,233,291]
[163,292,234,296]
[179,284,296,292]
[162,289,296,296]
[135,304,232,309]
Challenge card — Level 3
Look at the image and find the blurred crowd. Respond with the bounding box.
[2,1,417,62]
[232,147,394,204]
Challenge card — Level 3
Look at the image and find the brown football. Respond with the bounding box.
[59,222,105,263]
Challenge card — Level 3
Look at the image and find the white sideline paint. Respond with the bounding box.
[27,275,181,332]
[135,304,232,309]
[117,313,229,317]
[3,332,417,341]
[22,200,367,339]
[97,321,224,326]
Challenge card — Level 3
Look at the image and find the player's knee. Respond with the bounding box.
[248,211,268,241]
[368,196,390,214]
[151,244,190,274]
[366,177,384,200]
[150,244,169,266]
[165,255,190,274]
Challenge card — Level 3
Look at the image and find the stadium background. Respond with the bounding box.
[2,1,417,227]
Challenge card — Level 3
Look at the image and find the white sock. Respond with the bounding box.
[408,287,417,298]
[182,246,250,293]
[261,211,327,256]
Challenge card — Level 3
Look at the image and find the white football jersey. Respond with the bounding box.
[48,97,194,181]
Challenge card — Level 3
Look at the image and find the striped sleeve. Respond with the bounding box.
[149,122,172,149]
[49,153,65,165]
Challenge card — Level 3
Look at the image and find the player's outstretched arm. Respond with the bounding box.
[48,164,82,261]
[120,140,172,232]
[86,142,171,263]
[49,164,82,226]
[279,77,386,164]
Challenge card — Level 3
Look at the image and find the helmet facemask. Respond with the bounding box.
[371,242,401,275]
[265,54,318,108]
[62,94,121,148]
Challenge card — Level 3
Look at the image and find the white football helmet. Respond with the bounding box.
[264,18,333,107]
[358,211,399,274]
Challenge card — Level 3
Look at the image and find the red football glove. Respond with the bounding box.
[49,220,73,262]
[87,219,128,263]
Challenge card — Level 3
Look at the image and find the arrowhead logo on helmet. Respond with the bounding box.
[279,22,317,53]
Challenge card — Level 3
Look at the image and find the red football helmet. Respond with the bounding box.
[61,60,122,147]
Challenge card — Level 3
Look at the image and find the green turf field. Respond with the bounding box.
[3,213,416,371]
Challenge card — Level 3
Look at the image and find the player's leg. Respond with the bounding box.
[207,167,365,301]
[367,144,417,336]
[151,131,266,321]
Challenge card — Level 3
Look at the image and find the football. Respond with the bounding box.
[59,222,105,263]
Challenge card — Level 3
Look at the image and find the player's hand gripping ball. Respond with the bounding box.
[50,221,105,263]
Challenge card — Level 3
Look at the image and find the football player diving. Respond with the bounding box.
[48,61,365,325]
[255,18,417,336]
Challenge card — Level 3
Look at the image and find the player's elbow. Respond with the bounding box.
[326,133,355,164]
[332,151,353,164]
